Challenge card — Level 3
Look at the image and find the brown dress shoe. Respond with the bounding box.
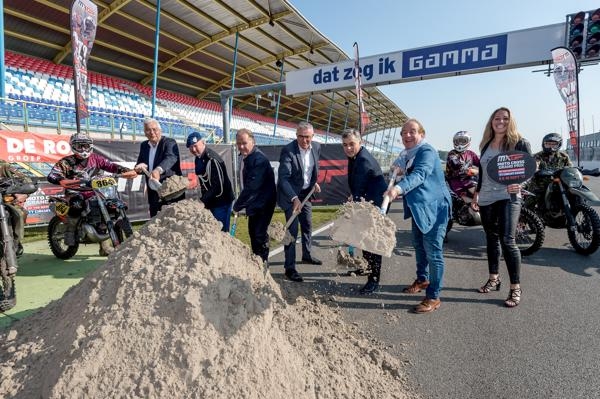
[402,279,430,293]
[413,298,441,314]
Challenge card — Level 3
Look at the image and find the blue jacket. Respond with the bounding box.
[233,147,276,216]
[396,143,451,233]
[348,146,387,207]
[277,140,321,211]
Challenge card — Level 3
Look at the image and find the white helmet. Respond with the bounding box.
[70,133,93,159]
[453,131,471,152]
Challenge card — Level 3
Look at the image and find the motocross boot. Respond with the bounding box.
[99,239,114,256]
[64,216,78,246]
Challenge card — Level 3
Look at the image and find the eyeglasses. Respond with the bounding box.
[297,134,313,139]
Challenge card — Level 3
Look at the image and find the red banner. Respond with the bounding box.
[551,47,580,165]
[0,130,73,163]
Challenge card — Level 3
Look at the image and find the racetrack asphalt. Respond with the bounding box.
[268,177,600,399]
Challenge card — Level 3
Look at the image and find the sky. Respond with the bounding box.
[290,0,600,152]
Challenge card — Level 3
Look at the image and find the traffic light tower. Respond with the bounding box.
[567,9,600,61]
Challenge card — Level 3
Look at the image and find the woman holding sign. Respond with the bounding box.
[472,107,532,308]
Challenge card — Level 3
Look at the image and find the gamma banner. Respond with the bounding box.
[551,46,580,166]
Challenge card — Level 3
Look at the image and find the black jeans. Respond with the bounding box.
[249,202,275,262]
[479,199,522,284]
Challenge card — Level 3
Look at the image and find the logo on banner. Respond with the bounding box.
[0,131,72,162]
[402,35,508,78]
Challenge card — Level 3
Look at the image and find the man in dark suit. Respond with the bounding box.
[134,117,184,217]
[277,121,322,282]
[232,129,276,263]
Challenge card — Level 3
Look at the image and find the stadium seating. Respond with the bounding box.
[1,51,344,145]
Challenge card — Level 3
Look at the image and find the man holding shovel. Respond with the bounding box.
[341,129,389,294]
[277,121,321,282]
[134,118,184,217]
[186,131,234,232]
[232,129,276,263]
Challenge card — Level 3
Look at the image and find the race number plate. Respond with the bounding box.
[91,177,117,189]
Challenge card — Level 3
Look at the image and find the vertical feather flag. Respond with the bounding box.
[353,42,370,135]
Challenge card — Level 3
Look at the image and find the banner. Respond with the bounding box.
[70,0,98,127]
[551,46,580,165]
[4,131,352,226]
[353,42,370,134]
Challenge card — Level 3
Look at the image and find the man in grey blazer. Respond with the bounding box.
[277,121,322,282]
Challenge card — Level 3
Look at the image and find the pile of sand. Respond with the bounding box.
[0,200,416,399]
[158,175,189,199]
[330,201,397,257]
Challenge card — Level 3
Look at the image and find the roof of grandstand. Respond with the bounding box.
[3,0,408,136]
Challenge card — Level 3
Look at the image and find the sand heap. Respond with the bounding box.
[0,200,416,399]
[158,175,189,200]
[330,201,397,257]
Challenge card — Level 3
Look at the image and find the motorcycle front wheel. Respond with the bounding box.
[567,204,600,255]
[47,216,79,259]
[0,257,16,312]
[516,208,545,256]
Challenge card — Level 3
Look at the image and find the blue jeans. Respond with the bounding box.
[211,203,233,232]
[411,210,448,300]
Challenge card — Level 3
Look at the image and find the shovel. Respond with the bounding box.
[280,185,317,246]
[230,212,238,237]
[379,169,399,215]
[140,167,162,191]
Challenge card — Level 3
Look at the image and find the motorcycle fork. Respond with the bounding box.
[556,183,577,230]
[96,192,120,247]
[0,205,18,271]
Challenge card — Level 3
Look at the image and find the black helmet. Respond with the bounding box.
[70,133,93,159]
[542,133,562,153]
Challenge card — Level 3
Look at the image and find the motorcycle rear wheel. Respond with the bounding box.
[47,216,79,260]
[567,204,600,255]
[516,208,545,256]
[0,258,16,312]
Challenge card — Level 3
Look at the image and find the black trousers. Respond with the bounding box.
[248,202,276,262]
[148,189,185,217]
[480,199,522,284]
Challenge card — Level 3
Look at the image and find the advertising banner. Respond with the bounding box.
[70,0,98,124]
[551,46,580,165]
[5,131,353,226]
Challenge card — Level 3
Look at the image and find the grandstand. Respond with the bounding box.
[1,0,406,164]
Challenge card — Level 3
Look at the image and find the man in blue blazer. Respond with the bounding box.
[134,118,184,217]
[277,121,322,282]
[386,119,451,314]
[233,128,276,263]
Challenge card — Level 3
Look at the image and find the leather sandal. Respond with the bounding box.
[505,288,521,308]
[403,279,430,293]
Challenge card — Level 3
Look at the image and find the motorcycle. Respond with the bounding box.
[0,178,38,312]
[523,166,600,255]
[47,174,133,259]
[446,191,545,256]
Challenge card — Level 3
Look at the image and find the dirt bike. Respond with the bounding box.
[0,178,38,312]
[523,166,600,255]
[47,174,133,259]
[446,190,545,256]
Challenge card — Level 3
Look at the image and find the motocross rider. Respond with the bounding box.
[0,159,34,259]
[445,131,480,202]
[525,133,573,209]
[47,133,137,255]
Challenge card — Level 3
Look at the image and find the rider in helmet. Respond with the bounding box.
[47,133,137,255]
[445,131,481,202]
[526,132,573,208]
